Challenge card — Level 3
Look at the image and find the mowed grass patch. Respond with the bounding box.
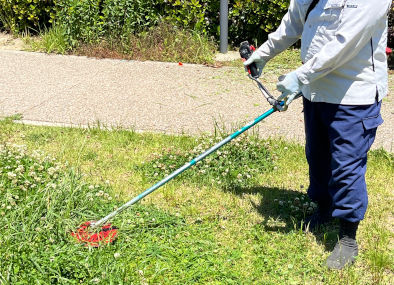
[1,119,393,284]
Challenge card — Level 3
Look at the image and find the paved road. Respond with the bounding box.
[0,50,393,151]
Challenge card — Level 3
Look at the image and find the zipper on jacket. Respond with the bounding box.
[370,38,379,101]
[370,38,375,72]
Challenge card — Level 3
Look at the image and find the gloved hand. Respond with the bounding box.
[276,71,303,111]
[243,51,266,78]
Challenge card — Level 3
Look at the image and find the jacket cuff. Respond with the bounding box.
[295,65,311,85]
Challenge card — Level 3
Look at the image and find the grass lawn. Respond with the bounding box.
[0,117,393,284]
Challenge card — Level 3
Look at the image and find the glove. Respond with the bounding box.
[243,51,266,78]
[276,71,302,111]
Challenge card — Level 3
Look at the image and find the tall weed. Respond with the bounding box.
[0,143,223,283]
[128,23,216,64]
[74,23,217,64]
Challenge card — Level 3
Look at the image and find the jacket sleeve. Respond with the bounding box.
[296,0,391,85]
[254,0,305,62]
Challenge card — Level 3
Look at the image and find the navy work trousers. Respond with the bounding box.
[303,97,383,222]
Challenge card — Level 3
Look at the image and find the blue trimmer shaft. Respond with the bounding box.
[91,107,277,228]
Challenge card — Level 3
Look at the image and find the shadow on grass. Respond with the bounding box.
[225,185,340,251]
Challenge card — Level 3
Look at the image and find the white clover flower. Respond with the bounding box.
[16,165,24,173]
[114,252,121,259]
[88,185,95,190]
[105,180,110,185]
[47,167,56,176]
[7,172,16,180]
[237,174,242,179]
[279,201,284,206]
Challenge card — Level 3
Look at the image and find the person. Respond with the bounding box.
[244,0,391,270]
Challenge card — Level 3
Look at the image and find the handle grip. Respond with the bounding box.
[239,41,259,78]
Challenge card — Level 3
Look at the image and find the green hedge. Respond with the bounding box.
[0,0,55,33]
[1,0,290,46]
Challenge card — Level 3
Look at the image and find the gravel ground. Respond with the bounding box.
[0,47,393,152]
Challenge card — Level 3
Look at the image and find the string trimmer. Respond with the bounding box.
[71,41,294,247]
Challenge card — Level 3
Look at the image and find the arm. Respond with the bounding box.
[296,0,392,84]
[254,0,305,62]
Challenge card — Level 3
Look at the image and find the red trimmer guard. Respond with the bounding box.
[71,221,118,247]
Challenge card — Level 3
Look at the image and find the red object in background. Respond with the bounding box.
[386,47,392,55]
[178,62,183,66]
[71,221,118,247]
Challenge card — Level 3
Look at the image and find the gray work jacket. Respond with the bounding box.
[255,0,391,105]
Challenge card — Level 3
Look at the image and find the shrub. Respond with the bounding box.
[161,0,289,46]
[388,2,394,47]
[0,0,55,33]
[388,2,394,69]
[2,0,290,47]
[55,0,103,48]
[52,0,289,48]
[101,0,162,39]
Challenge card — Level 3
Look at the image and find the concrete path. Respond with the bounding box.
[0,50,393,151]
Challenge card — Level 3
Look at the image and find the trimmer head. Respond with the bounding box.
[71,221,118,247]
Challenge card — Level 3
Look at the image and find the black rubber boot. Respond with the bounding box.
[326,220,359,270]
[303,202,332,231]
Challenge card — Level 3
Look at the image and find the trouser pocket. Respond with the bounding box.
[362,113,383,150]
